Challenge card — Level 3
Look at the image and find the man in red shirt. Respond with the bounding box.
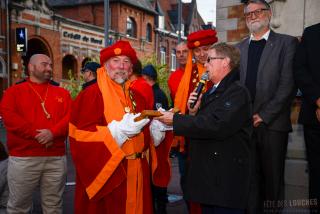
[1,54,71,213]
[168,41,188,102]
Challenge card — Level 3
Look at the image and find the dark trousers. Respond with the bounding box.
[177,151,187,193]
[202,204,244,214]
[304,125,320,213]
[152,184,168,214]
[247,124,288,214]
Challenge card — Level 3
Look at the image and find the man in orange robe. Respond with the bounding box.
[69,41,169,214]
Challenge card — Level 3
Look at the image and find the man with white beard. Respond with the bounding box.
[236,0,298,213]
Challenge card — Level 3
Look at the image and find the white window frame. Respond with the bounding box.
[171,49,176,71]
[158,16,164,29]
[0,57,6,78]
[160,47,166,65]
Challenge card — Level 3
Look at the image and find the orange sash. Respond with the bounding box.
[173,51,206,152]
[174,50,206,114]
[97,67,145,214]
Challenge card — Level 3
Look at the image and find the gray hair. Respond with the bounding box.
[244,0,271,13]
[210,43,240,71]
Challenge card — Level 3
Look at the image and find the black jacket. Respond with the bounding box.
[293,23,320,126]
[152,83,169,110]
[173,69,253,209]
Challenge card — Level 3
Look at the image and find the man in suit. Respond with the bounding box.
[158,43,253,214]
[237,0,298,213]
[294,23,320,213]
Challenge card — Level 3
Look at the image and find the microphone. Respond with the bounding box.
[190,72,209,108]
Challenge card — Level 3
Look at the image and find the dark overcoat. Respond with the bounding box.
[173,70,253,209]
[293,23,320,126]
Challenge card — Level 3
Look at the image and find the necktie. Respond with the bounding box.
[209,86,217,94]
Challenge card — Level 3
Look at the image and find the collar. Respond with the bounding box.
[249,29,270,43]
[152,83,160,90]
[82,79,97,89]
[214,82,220,88]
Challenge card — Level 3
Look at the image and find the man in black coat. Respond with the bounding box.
[158,43,253,214]
[293,23,320,213]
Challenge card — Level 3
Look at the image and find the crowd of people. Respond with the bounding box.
[0,0,319,213]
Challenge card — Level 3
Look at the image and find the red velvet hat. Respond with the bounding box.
[100,40,138,65]
[187,29,218,49]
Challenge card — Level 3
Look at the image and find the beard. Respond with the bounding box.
[112,70,128,84]
[114,77,127,84]
[32,70,52,82]
[247,18,270,34]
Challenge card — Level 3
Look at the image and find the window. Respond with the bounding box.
[181,24,185,37]
[170,49,176,71]
[146,23,152,42]
[126,17,137,38]
[160,47,166,65]
[158,16,164,29]
[0,57,6,77]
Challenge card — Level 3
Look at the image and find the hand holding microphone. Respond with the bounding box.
[190,72,209,108]
[188,72,208,114]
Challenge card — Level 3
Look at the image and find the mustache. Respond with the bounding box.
[114,70,127,75]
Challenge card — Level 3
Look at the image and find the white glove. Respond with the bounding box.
[108,120,128,147]
[150,120,167,147]
[118,113,150,137]
[108,113,149,147]
[156,108,173,131]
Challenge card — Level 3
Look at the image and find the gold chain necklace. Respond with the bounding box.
[121,84,131,113]
[28,82,51,119]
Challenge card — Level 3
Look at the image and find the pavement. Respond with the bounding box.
[0,122,312,213]
[33,150,188,214]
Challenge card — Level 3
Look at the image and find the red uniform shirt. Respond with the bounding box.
[1,79,71,157]
[168,68,184,101]
[130,77,154,110]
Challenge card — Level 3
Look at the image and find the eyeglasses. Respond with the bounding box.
[207,57,225,63]
[244,8,269,18]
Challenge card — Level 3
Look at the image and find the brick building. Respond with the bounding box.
[6,0,111,87]
[155,0,205,71]
[0,0,206,97]
[56,17,105,81]
[8,0,62,85]
[0,0,9,98]
[50,0,206,71]
[48,0,157,60]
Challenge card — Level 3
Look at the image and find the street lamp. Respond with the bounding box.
[104,0,110,47]
[178,0,182,43]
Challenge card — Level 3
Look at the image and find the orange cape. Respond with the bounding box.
[69,67,146,214]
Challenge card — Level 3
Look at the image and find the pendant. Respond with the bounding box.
[41,102,51,119]
[124,106,131,113]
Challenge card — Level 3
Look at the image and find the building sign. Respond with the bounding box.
[63,31,103,45]
[16,28,27,52]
